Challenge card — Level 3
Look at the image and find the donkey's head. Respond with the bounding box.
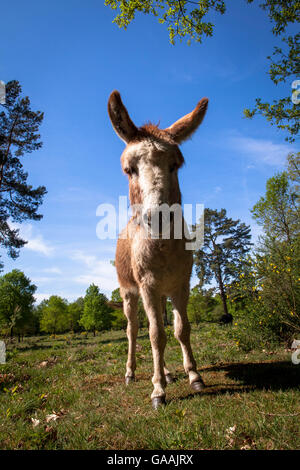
[108,91,208,233]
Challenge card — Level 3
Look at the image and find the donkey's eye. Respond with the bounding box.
[125,167,138,176]
[169,164,177,173]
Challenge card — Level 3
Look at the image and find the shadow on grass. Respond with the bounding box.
[206,361,300,390]
[8,343,55,352]
[99,333,149,345]
[172,360,300,403]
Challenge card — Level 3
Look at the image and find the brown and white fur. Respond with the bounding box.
[108,91,208,408]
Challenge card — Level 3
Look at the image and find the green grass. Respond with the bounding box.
[0,323,299,450]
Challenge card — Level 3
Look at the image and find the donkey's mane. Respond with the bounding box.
[136,123,176,145]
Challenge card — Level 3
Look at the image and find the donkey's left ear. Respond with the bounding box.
[108,91,138,144]
[165,98,208,144]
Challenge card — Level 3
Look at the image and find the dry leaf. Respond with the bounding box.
[46,413,59,423]
[31,418,40,427]
[226,425,237,436]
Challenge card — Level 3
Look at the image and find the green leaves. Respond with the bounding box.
[193,208,252,317]
[40,296,69,335]
[104,0,299,140]
[0,270,37,334]
[251,159,299,243]
[79,284,114,333]
[243,3,300,141]
[105,0,226,44]
[0,81,46,270]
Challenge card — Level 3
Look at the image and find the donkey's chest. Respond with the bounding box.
[131,237,193,289]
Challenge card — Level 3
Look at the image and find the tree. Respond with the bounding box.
[249,154,300,334]
[187,286,217,324]
[286,151,300,183]
[193,208,252,320]
[39,296,69,335]
[105,0,299,140]
[0,80,46,270]
[0,269,36,339]
[244,6,299,142]
[31,299,48,335]
[67,297,84,332]
[80,284,114,335]
[251,167,299,244]
[111,287,122,302]
[111,309,127,330]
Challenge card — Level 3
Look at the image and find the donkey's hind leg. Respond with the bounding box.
[121,288,139,384]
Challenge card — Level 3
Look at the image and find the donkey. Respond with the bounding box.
[108,91,208,409]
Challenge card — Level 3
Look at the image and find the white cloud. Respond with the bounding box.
[33,293,51,303]
[25,236,55,256]
[229,135,297,166]
[42,267,62,274]
[32,276,56,284]
[11,223,55,256]
[33,291,83,304]
[71,250,118,294]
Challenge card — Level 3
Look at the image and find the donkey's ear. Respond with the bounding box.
[165,98,208,144]
[108,91,138,144]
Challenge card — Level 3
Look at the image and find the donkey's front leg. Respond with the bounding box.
[140,287,167,409]
[122,289,139,384]
[171,285,205,392]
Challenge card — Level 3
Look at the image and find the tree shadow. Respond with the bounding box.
[205,360,300,391]
[172,360,300,403]
[6,343,55,352]
[99,333,149,345]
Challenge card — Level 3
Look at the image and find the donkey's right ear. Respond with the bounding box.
[108,91,138,144]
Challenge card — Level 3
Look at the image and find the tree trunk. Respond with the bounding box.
[216,265,232,324]
[219,282,229,316]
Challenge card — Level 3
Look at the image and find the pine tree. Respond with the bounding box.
[193,208,252,321]
[0,80,46,270]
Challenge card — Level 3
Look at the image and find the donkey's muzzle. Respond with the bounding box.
[142,209,174,237]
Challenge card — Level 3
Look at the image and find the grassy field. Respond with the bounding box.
[0,323,299,450]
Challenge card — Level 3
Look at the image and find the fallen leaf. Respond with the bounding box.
[31,418,40,427]
[226,425,237,436]
[46,413,59,423]
[241,444,251,450]
[39,361,48,368]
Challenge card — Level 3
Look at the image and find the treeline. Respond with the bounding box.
[0,268,232,341]
[0,278,127,340]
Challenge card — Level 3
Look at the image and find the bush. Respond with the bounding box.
[228,242,300,343]
[111,309,127,330]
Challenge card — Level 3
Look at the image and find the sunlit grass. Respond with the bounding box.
[0,323,299,449]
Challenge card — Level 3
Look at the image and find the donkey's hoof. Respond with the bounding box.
[165,374,174,385]
[125,376,135,385]
[191,379,205,393]
[152,396,166,410]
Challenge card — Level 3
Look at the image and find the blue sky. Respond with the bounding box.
[1,0,298,302]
